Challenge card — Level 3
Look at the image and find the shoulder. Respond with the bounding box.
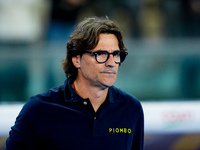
[19,85,64,114]
[31,85,65,104]
[17,85,65,120]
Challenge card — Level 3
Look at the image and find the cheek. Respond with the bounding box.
[80,58,99,76]
[82,58,96,70]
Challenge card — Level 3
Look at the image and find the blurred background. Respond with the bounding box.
[0,0,200,149]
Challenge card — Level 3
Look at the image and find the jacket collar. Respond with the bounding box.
[63,78,119,104]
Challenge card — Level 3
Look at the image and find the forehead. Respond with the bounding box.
[93,34,119,51]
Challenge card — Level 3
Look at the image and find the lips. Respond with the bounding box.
[103,72,116,74]
[100,70,117,74]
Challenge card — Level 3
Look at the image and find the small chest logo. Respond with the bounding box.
[109,128,131,134]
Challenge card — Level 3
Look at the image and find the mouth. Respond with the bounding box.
[103,72,116,74]
[101,70,117,74]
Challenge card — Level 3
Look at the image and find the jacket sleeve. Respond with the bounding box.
[6,97,43,150]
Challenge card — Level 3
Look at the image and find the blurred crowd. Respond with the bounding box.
[0,0,200,44]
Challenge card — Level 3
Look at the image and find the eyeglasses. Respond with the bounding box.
[84,50,128,64]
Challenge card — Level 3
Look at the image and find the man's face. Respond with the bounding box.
[75,33,120,89]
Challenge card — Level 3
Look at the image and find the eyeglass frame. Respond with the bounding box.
[83,50,128,64]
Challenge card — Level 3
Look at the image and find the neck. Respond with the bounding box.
[71,79,108,112]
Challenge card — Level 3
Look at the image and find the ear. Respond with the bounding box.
[72,55,81,68]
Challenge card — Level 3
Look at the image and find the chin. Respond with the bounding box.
[103,79,116,87]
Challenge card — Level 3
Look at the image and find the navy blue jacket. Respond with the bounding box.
[6,78,144,150]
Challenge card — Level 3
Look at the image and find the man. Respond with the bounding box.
[6,16,144,150]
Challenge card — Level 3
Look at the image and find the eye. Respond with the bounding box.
[113,51,120,56]
[96,51,108,56]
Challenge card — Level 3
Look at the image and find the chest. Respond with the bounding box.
[39,102,138,149]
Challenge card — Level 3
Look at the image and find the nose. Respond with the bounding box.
[105,54,115,67]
